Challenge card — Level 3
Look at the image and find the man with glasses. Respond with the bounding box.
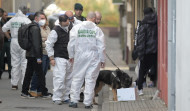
[46,14,72,105]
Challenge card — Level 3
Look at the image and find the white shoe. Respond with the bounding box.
[138,90,144,96]
[132,82,136,87]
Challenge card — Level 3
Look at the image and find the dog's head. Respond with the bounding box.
[115,69,132,88]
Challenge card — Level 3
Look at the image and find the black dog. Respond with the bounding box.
[93,69,132,104]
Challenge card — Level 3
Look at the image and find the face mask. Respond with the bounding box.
[38,19,46,26]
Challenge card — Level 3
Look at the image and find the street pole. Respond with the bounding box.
[168,0,176,111]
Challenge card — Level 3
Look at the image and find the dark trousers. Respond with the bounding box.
[138,53,157,90]
[30,55,50,92]
[0,42,11,72]
[22,57,48,95]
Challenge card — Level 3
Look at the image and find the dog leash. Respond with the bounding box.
[112,72,120,82]
[106,53,120,70]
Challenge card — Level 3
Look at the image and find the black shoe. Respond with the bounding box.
[12,85,18,90]
[0,70,3,79]
[72,103,78,108]
[79,92,84,102]
[69,102,78,108]
[69,102,73,107]
[85,105,93,109]
[8,71,11,79]
[41,93,52,99]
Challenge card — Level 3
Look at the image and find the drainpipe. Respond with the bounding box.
[168,0,176,111]
[13,0,15,13]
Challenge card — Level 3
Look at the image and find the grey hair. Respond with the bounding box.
[86,12,96,19]
[95,11,102,17]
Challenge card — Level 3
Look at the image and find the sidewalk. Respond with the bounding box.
[98,32,168,111]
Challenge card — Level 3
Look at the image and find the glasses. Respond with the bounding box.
[68,16,74,20]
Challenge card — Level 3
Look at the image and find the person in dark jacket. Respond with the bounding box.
[0,8,4,103]
[21,12,52,98]
[136,7,157,95]
[0,11,12,79]
[0,8,4,79]
[74,3,86,21]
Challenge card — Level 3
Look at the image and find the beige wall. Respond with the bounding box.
[2,0,13,12]
[125,0,135,65]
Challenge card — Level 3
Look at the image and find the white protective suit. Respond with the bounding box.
[68,21,105,106]
[2,10,31,86]
[45,24,72,101]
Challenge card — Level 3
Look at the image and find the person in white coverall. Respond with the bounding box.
[45,13,73,105]
[2,8,31,90]
[68,12,105,109]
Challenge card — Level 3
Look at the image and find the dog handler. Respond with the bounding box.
[68,12,105,109]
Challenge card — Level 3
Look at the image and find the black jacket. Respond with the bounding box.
[136,13,157,60]
[74,15,86,21]
[26,22,42,59]
[53,26,69,59]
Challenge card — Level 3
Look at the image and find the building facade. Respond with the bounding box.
[0,0,53,13]
[113,0,169,107]
[115,0,190,111]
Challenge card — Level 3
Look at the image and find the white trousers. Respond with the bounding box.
[70,52,101,106]
[10,38,27,86]
[52,57,73,101]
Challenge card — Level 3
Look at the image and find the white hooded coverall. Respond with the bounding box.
[2,10,31,86]
[45,24,73,101]
[68,21,105,106]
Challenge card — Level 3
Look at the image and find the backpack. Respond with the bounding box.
[18,23,35,50]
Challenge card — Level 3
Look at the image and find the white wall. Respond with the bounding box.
[176,0,190,111]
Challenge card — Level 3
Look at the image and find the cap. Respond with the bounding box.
[74,3,83,11]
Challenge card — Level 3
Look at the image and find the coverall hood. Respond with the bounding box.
[82,21,96,29]
[15,10,26,17]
